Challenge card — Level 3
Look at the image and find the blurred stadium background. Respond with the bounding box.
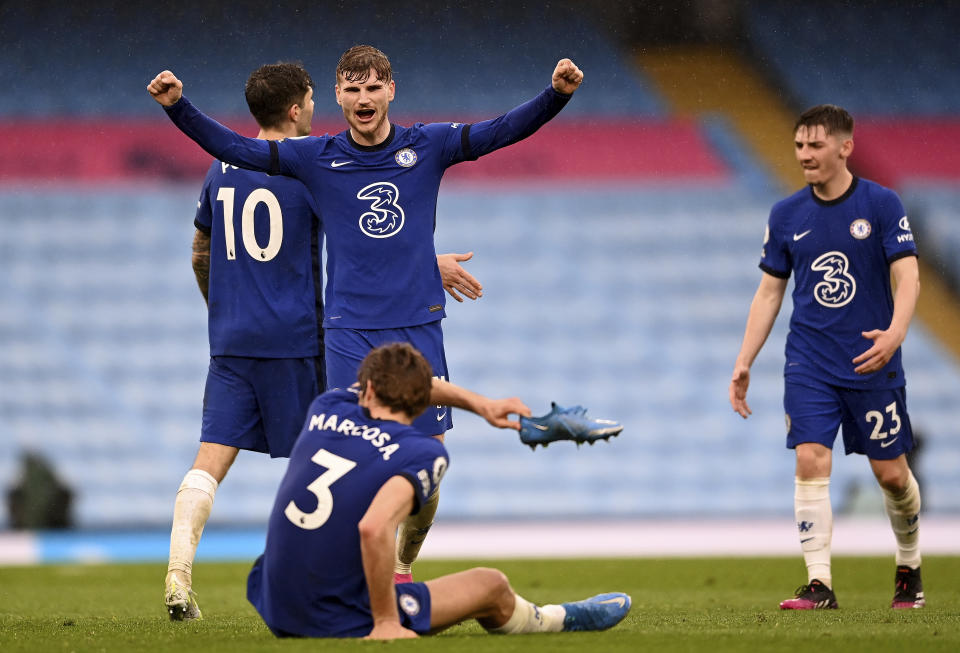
[2,0,959,561]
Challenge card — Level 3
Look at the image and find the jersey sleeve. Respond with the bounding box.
[418,121,472,166]
[273,137,323,185]
[192,162,218,233]
[164,97,324,188]
[164,96,275,172]
[454,85,572,163]
[877,188,918,262]
[758,206,791,278]
[396,439,449,516]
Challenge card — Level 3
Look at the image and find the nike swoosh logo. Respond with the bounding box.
[907,528,918,535]
[598,597,627,608]
[793,230,812,241]
[880,437,899,448]
[531,424,549,431]
[800,537,815,543]
[436,410,447,422]
[331,160,353,168]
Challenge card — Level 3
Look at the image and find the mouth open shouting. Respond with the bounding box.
[337,65,396,146]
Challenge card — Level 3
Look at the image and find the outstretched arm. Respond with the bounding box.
[853,255,920,374]
[437,252,483,302]
[359,477,419,640]
[147,70,276,173]
[729,272,788,418]
[464,58,583,160]
[430,379,530,431]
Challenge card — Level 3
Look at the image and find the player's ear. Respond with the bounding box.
[387,80,395,102]
[335,83,342,105]
[841,137,854,159]
[358,380,375,406]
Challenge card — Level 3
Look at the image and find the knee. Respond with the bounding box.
[475,567,513,617]
[478,567,511,597]
[795,446,830,479]
[875,467,909,494]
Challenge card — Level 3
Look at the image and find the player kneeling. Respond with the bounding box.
[246,342,631,638]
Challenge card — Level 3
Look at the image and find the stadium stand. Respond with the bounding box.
[1,0,959,530]
[2,183,959,527]
[745,1,960,116]
[0,0,661,118]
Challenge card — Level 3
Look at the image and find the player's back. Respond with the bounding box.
[247,388,448,638]
[196,161,324,358]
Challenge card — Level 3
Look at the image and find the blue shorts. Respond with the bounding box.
[257,580,433,638]
[247,555,432,637]
[394,581,433,634]
[784,377,914,460]
[324,321,452,435]
[201,356,323,458]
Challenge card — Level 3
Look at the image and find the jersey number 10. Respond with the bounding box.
[216,187,283,262]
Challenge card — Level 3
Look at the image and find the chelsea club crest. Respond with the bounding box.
[395,148,417,167]
[849,218,871,239]
[399,593,421,616]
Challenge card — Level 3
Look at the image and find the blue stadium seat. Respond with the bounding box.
[745,1,960,115]
[0,0,662,119]
[3,182,960,527]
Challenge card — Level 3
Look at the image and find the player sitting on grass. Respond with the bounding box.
[246,342,631,639]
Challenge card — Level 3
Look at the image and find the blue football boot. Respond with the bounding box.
[561,592,632,631]
[519,403,623,449]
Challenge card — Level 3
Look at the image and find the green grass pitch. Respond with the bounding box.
[2,556,958,652]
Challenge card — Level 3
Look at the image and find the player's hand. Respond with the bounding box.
[853,328,902,375]
[147,70,183,106]
[479,397,531,431]
[729,363,752,419]
[551,58,583,94]
[365,621,418,640]
[437,252,483,302]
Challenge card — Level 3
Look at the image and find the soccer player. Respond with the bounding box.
[165,61,484,620]
[149,47,583,583]
[247,342,631,639]
[729,105,924,610]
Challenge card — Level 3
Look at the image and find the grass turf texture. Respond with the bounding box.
[1,556,958,652]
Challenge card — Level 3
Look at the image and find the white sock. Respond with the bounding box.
[395,490,439,575]
[167,469,218,587]
[795,477,832,587]
[487,594,566,634]
[882,470,922,568]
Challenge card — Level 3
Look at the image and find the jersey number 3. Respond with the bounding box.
[216,187,283,262]
[284,449,357,530]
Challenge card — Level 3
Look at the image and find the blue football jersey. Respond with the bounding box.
[760,177,918,389]
[247,388,448,638]
[195,161,324,357]
[168,86,571,329]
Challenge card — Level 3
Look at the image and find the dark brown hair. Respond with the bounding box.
[244,62,313,129]
[358,343,433,419]
[336,45,392,84]
[794,104,854,137]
